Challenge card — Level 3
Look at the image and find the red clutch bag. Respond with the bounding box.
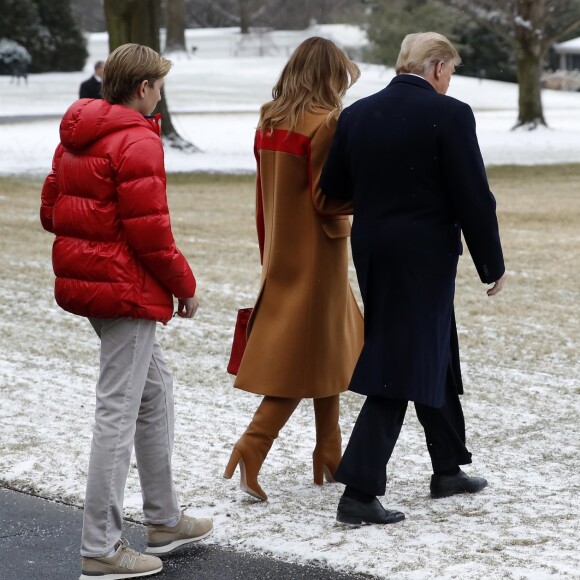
[227,308,253,375]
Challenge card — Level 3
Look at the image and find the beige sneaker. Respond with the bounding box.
[146,513,214,554]
[79,538,162,579]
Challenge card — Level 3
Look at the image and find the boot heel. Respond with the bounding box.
[336,513,363,525]
[323,465,336,483]
[223,448,241,479]
[313,455,336,485]
[224,447,268,500]
[313,457,324,485]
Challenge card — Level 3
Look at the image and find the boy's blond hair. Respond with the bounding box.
[101,43,172,104]
[396,32,461,75]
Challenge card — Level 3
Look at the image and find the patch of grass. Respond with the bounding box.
[487,163,580,182]
[167,172,255,187]
[508,538,550,546]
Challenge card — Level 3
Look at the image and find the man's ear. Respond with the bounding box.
[136,79,148,98]
[434,61,443,80]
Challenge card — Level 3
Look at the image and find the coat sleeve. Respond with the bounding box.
[116,136,196,298]
[440,103,505,283]
[309,115,353,215]
[319,108,354,202]
[40,144,65,233]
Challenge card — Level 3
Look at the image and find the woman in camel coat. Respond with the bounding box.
[224,37,363,501]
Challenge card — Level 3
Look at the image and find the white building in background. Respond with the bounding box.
[553,37,580,71]
[541,37,580,91]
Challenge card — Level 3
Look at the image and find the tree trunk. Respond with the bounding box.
[239,0,250,34]
[513,45,547,129]
[511,0,548,129]
[103,0,199,151]
[439,0,555,131]
[165,0,186,52]
[105,0,160,52]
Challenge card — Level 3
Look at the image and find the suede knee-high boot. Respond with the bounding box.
[224,396,300,501]
[312,394,342,485]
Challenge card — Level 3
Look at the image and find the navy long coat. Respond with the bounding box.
[321,74,505,408]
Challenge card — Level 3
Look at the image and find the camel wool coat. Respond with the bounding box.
[234,110,363,399]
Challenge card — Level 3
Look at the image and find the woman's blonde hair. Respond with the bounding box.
[101,43,172,104]
[258,36,360,132]
[395,32,461,75]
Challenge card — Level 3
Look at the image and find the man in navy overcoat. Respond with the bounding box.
[79,61,105,99]
[321,32,506,525]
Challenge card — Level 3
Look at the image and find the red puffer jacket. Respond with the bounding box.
[40,99,195,323]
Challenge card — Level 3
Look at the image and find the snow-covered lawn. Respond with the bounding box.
[0,27,579,579]
[1,165,578,579]
[0,26,579,175]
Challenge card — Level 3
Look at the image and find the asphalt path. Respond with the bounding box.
[0,487,369,580]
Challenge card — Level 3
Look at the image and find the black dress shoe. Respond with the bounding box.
[336,496,405,525]
[430,469,488,499]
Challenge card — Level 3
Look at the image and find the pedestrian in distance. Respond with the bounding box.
[79,60,105,99]
[10,60,28,85]
[224,37,364,502]
[41,43,213,579]
[321,32,507,526]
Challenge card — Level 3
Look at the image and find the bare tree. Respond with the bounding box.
[216,0,272,33]
[186,0,277,33]
[71,0,106,32]
[185,0,364,31]
[186,0,232,28]
[165,0,187,52]
[104,0,199,150]
[441,0,580,129]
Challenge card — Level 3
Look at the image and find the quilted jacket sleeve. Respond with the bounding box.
[40,144,65,233]
[116,136,196,299]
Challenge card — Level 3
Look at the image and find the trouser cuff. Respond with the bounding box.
[430,452,472,473]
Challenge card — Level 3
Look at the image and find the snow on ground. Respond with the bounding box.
[0,26,579,580]
[0,26,579,175]
[1,169,578,579]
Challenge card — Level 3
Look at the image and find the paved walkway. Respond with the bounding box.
[0,487,367,580]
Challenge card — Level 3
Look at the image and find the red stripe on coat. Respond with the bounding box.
[255,128,311,156]
[254,134,265,263]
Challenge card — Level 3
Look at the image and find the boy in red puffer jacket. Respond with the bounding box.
[41,44,213,580]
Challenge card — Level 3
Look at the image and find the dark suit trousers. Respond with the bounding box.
[335,373,473,497]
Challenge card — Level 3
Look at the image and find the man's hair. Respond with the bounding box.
[101,44,172,105]
[395,32,461,75]
[94,61,105,71]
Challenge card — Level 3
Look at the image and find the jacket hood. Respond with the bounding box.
[59,99,160,151]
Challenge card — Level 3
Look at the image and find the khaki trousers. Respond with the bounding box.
[81,318,180,557]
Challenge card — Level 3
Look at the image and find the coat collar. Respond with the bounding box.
[145,113,162,136]
[388,74,436,92]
